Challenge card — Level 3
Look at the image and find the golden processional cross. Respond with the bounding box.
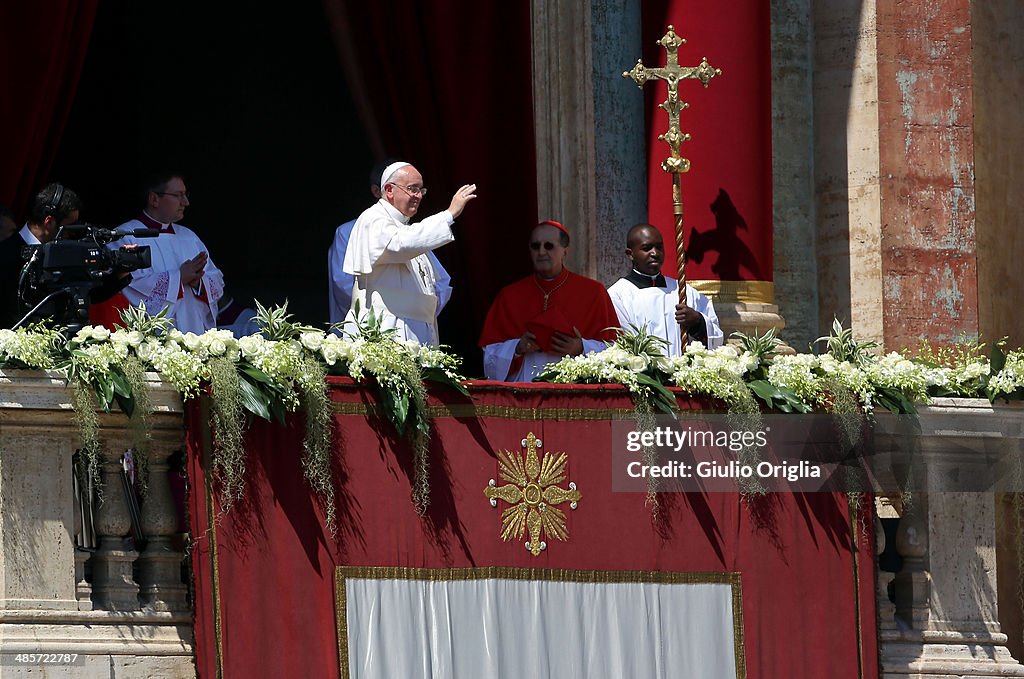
[622,25,720,292]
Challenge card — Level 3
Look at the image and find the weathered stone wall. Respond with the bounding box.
[875,0,979,350]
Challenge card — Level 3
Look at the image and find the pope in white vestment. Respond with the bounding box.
[329,217,452,326]
[341,161,476,346]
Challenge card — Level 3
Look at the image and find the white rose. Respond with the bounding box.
[714,344,738,359]
[207,339,228,356]
[605,347,630,366]
[238,335,264,359]
[300,332,325,352]
[321,344,340,365]
[90,326,110,341]
[136,340,157,362]
[626,355,649,372]
[182,332,201,351]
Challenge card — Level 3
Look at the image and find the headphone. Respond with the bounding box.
[43,183,65,221]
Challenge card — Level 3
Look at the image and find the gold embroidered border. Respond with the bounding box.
[851,505,865,679]
[199,395,225,679]
[332,402,638,420]
[689,279,774,304]
[334,566,746,679]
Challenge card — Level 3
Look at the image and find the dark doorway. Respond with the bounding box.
[50,1,371,326]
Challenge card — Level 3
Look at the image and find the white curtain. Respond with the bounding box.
[343,575,740,679]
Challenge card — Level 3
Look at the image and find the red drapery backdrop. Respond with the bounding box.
[323,1,538,369]
[188,382,878,679]
[642,2,774,302]
[0,2,98,217]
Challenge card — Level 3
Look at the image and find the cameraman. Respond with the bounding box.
[0,183,82,327]
[0,183,136,329]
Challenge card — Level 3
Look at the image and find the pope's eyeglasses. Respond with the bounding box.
[391,184,427,197]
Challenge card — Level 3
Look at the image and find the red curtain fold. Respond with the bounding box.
[0,1,99,217]
[642,1,774,285]
[322,1,537,370]
[188,381,878,679]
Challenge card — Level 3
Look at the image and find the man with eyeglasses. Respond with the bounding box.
[328,159,451,327]
[607,223,722,354]
[478,220,619,381]
[342,161,475,345]
[109,172,224,334]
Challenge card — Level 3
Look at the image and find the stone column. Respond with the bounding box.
[770,0,818,350]
[531,0,646,284]
[809,0,885,347]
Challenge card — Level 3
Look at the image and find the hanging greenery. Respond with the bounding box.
[5,308,1024,525]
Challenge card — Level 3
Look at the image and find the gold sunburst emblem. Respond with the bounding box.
[484,432,581,556]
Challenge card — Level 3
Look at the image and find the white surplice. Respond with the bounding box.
[607,276,723,355]
[482,339,610,382]
[113,218,224,334]
[342,199,454,346]
[328,217,452,326]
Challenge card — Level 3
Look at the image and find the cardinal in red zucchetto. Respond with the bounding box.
[479,220,619,381]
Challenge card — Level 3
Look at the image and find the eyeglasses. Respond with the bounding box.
[391,184,427,197]
[155,191,190,201]
[530,241,557,251]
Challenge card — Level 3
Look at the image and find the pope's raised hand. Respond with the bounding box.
[447,183,478,219]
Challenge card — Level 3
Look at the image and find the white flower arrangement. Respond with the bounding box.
[991,351,1024,397]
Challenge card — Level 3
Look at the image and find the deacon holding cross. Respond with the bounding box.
[342,161,476,346]
[607,223,722,354]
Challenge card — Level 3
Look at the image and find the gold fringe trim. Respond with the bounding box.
[199,395,225,679]
[851,505,865,679]
[332,402,638,420]
[335,566,745,679]
[689,279,774,304]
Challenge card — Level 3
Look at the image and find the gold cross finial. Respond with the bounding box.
[622,25,721,290]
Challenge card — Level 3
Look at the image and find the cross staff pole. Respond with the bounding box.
[622,25,720,298]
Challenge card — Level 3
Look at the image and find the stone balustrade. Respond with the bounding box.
[0,368,194,679]
[5,366,1024,678]
[874,398,1024,678]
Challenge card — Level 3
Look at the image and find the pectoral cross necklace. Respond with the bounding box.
[534,270,569,311]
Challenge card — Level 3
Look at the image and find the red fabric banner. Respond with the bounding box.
[323,0,538,371]
[0,2,98,216]
[642,2,773,286]
[187,381,877,678]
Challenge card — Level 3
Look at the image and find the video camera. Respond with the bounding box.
[16,223,157,333]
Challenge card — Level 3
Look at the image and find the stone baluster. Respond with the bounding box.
[138,444,188,611]
[72,456,94,610]
[892,495,929,629]
[875,512,897,631]
[90,444,140,610]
